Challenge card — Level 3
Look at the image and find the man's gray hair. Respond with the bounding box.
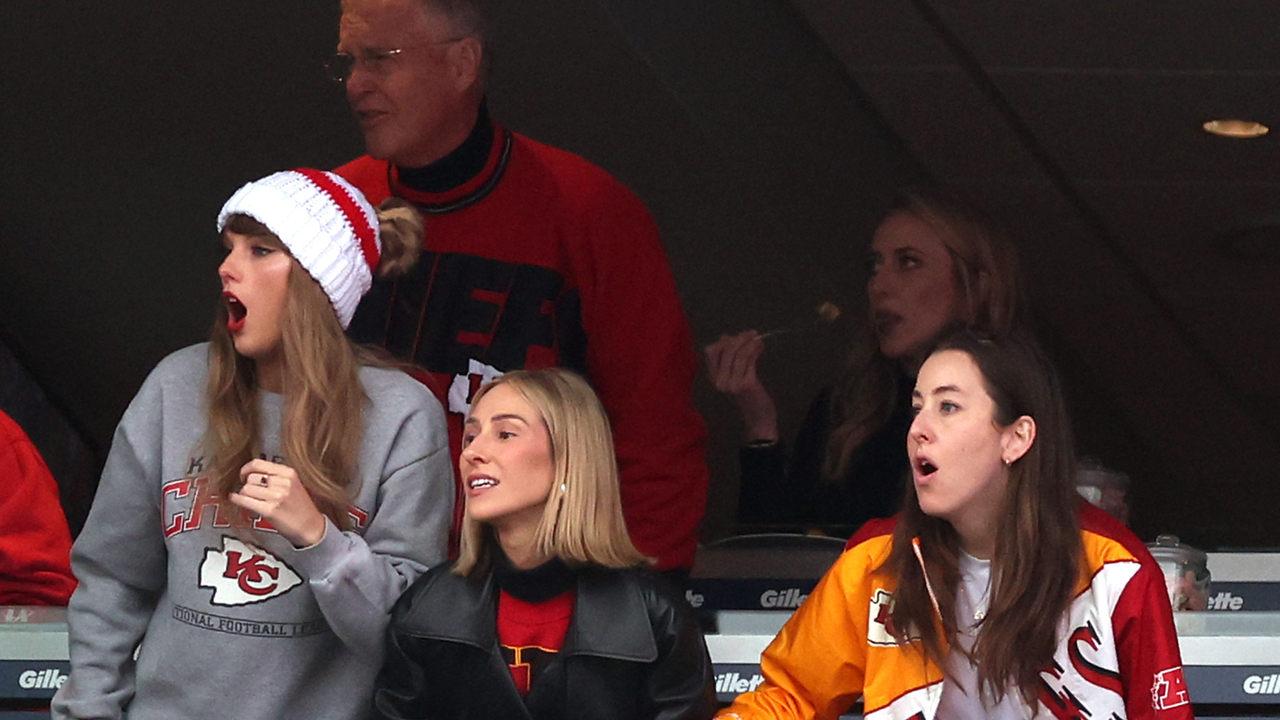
[418,0,491,85]
[419,0,488,46]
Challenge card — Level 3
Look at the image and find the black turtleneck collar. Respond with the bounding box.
[493,549,576,604]
[396,103,495,194]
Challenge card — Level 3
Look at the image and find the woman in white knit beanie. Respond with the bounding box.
[54,169,454,720]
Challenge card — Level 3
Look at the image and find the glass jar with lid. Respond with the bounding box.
[1146,534,1210,611]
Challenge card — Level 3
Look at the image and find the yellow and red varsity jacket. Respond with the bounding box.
[717,503,1193,720]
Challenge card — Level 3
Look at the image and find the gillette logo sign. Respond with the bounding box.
[760,588,807,609]
[18,668,67,690]
[716,672,766,694]
[1244,674,1280,695]
[1207,592,1244,610]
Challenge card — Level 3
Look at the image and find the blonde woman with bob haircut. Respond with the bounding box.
[375,368,717,720]
[454,369,645,575]
[54,169,454,720]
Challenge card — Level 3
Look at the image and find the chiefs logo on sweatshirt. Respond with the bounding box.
[199,536,302,606]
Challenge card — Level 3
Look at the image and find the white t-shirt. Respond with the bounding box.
[935,551,1032,720]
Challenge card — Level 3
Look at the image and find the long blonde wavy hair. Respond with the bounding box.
[823,186,1029,482]
[204,199,423,529]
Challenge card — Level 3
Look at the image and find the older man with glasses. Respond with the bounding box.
[328,0,709,579]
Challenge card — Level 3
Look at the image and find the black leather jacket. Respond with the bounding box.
[374,561,717,720]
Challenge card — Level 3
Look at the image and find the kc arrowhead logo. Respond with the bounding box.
[868,588,898,646]
[200,536,302,606]
[448,358,504,415]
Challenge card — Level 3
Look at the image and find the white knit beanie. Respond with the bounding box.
[216,168,380,329]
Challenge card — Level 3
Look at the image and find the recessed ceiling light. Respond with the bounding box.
[1202,119,1269,138]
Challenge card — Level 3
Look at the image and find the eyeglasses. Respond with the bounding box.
[324,38,465,82]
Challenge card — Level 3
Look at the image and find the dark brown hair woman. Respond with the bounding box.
[717,330,1191,720]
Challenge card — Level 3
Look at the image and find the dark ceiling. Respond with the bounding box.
[2,1,1276,546]
[790,0,1280,547]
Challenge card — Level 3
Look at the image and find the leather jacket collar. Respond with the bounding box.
[378,562,717,720]
[412,565,659,663]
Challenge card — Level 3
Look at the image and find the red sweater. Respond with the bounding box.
[0,409,76,605]
[336,128,708,570]
[498,589,575,696]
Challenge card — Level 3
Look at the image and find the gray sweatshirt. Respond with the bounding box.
[52,343,454,720]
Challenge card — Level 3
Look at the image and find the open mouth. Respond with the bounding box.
[873,310,901,337]
[468,476,497,490]
[916,458,938,477]
[224,292,247,332]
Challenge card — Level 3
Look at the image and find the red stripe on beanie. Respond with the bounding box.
[294,168,380,271]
